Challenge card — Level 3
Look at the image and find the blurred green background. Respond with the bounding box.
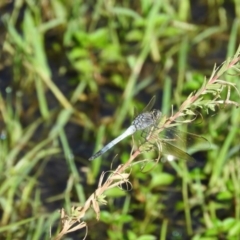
[0,0,240,239]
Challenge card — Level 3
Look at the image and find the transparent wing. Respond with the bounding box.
[143,126,210,162]
[160,141,195,162]
[159,127,209,152]
[142,96,156,113]
[133,96,156,120]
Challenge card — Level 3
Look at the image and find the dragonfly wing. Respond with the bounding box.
[142,96,156,113]
[143,126,210,162]
[158,127,210,154]
[160,141,195,162]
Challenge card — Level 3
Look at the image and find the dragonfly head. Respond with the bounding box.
[151,109,161,122]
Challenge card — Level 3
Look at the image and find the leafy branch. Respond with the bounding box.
[53,46,240,240]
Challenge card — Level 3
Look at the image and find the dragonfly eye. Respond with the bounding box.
[152,109,161,120]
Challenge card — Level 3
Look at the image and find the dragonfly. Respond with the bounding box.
[89,96,161,161]
[89,97,208,161]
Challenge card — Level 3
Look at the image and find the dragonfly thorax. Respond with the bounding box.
[132,109,161,131]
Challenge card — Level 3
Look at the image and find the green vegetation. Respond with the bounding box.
[0,1,240,239]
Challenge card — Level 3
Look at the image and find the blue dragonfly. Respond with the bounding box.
[89,97,208,162]
[89,97,160,161]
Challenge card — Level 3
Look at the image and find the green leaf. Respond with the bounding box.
[150,172,174,188]
[228,221,240,237]
[138,235,157,240]
[105,187,127,198]
[216,191,233,200]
